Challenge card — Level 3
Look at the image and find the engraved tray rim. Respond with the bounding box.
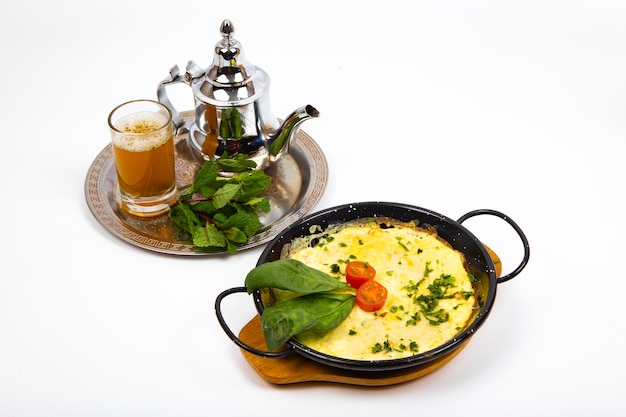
[84,127,328,256]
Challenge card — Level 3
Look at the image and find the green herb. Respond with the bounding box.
[260,292,355,351]
[245,259,352,294]
[169,160,271,254]
[416,294,439,312]
[460,290,475,299]
[423,308,450,325]
[383,340,392,352]
[370,339,410,355]
[244,259,357,351]
[396,236,409,251]
[406,312,420,326]
[405,279,424,294]
[427,274,456,299]
[410,273,460,326]
[215,153,257,173]
[219,107,244,139]
[423,261,434,277]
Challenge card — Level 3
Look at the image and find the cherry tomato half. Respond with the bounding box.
[355,280,388,312]
[345,261,376,289]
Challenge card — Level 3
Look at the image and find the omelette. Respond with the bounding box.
[281,218,477,361]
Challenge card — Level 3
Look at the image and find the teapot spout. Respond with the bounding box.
[268,105,319,160]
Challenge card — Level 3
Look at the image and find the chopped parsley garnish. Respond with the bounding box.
[403,272,474,326]
[395,236,410,251]
[423,261,434,277]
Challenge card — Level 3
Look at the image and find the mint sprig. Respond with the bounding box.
[169,160,272,254]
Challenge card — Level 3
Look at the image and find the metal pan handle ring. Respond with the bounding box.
[457,209,530,284]
[215,286,293,358]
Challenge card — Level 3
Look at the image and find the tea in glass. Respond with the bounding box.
[108,100,177,217]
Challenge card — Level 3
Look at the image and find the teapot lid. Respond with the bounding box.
[197,19,267,104]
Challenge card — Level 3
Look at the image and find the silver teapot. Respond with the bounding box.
[157,19,319,172]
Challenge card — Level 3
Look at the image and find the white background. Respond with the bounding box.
[1,0,625,415]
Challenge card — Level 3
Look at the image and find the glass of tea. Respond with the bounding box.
[108,99,177,218]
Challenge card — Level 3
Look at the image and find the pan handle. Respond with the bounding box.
[457,209,530,284]
[215,286,293,358]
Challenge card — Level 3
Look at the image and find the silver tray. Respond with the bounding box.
[84,117,328,255]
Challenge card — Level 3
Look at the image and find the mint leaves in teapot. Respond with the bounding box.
[219,107,244,140]
[169,159,271,254]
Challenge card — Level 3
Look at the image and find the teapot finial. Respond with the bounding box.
[220,19,235,46]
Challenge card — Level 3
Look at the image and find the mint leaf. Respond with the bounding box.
[190,199,216,215]
[169,202,202,233]
[213,183,241,209]
[192,160,220,192]
[224,227,248,244]
[215,209,260,237]
[225,239,238,255]
[193,223,227,248]
[245,197,271,213]
[237,170,272,201]
[169,159,272,253]
[217,153,257,172]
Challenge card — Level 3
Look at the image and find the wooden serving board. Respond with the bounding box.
[238,245,502,386]
[239,316,471,386]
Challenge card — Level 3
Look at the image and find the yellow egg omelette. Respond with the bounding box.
[281,218,477,361]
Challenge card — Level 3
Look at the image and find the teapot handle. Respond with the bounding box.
[157,62,204,135]
[156,65,188,134]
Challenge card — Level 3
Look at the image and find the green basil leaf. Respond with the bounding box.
[261,293,355,351]
[245,259,351,294]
